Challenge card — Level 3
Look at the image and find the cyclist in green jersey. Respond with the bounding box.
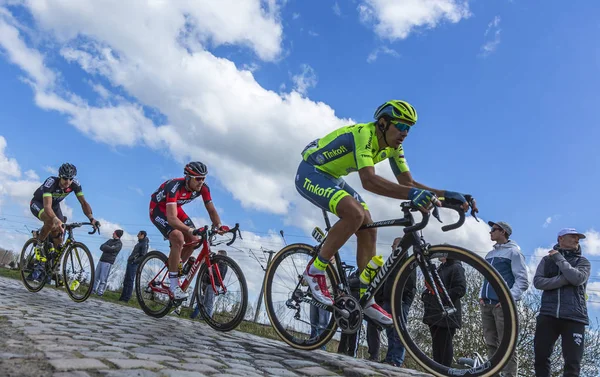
[296,100,476,326]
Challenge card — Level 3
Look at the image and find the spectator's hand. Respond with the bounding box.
[495,303,501,308]
[479,299,484,306]
[391,237,402,250]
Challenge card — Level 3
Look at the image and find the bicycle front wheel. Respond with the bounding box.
[263,243,339,350]
[135,250,173,318]
[390,245,518,377]
[193,255,248,332]
[19,238,47,292]
[62,242,95,302]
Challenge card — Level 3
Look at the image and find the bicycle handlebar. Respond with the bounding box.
[62,222,100,235]
[403,195,477,234]
[192,223,242,246]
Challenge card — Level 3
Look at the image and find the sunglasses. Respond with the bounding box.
[490,227,503,233]
[390,121,412,133]
[60,176,74,181]
[190,176,205,182]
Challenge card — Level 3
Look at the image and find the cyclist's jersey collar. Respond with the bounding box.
[301,122,409,178]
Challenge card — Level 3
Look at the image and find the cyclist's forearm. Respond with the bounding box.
[80,201,94,220]
[207,208,222,227]
[363,175,411,199]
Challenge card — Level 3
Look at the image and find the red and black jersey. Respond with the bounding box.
[150,178,212,212]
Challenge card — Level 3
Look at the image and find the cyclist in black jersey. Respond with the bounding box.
[30,163,100,261]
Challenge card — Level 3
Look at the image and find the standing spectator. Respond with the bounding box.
[366,287,385,360]
[480,221,529,377]
[382,237,417,367]
[93,229,123,296]
[310,304,330,350]
[118,230,149,303]
[533,228,591,377]
[422,257,466,366]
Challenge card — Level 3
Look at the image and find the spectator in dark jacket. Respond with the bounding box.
[380,237,417,367]
[93,229,123,296]
[422,257,466,366]
[533,228,591,377]
[118,230,148,303]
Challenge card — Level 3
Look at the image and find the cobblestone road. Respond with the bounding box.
[0,276,431,377]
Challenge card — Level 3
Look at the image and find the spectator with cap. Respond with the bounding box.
[93,229,123,296]
[119,230,149,303]
[480,220,529,377]
[533,228,591,377]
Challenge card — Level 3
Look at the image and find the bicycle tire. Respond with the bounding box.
[19,238,47,292]
[62,242,95,303]
[390,244,518,377]
[263,243,339,350]
[135,250,173,318]
[193,255,248,332]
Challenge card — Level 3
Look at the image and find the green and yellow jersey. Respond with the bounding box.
[301,122,409,178]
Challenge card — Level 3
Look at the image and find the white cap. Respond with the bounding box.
[557,228,586,239]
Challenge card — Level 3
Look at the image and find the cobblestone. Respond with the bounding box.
[0,276,431,377]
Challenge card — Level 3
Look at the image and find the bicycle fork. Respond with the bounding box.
[419,255,457,318]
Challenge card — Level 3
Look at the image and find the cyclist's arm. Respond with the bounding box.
[42,196,59,220]
[165,203,193,233]
[205,201,222,228]
[394,171,444,197]
[76,194,95,222]
[358,167,412,199]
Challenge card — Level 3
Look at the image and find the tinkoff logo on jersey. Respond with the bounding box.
[322,145,349,160]
[303,178,335,198]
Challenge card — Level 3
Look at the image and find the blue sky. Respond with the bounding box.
[1,0,599,317]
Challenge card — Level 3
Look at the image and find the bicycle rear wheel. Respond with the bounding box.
[135,250,173,318]
[263,243,339,350]
[19,238,47,292]
[62,242,95,302]
[193,255,248,332]
[390,245,518,377]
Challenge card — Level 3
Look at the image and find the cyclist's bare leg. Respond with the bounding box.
[167,229,188,298]
[317,196,366,260]
[355,209,377,272]
[304,196,365,306]
[37,211,56,244]
[168,230,185,273]
[180,232,199,264]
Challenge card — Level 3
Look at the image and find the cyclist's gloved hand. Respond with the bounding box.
[408,188,436,210]
[214,225,230,234]
[443,191,467,204]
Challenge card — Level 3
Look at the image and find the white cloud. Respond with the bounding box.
[479,15,501,57]
[128,186,144,196]
[0,136,21,178]
[543,216,552,228]
[308,30,319,37]
[44,166,56,174]
[0,4,351,216]
[291,64,318,96]
[367,46,399,63]
[24,169,39,180]
[357,0,471,41]
[292,12,300,20]
[333,2,342,17]
[582,230,600,256]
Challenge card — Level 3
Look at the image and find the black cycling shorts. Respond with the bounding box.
[150,205,195,239]
[30,200,64,222]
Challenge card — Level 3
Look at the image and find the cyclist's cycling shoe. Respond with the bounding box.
[302,266,333,306]
[364,300,393,327]
[34,246,47,263]
[170,286,189,301]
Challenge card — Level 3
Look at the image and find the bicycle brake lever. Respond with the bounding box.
[432,206,442,223]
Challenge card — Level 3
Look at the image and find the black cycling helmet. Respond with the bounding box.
[184,161,207,177]
[58,163,77,179]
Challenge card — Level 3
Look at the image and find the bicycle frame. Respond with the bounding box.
[311,203,459,320]
[147,230,227,298]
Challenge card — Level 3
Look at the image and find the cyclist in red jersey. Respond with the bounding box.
[149,161,227,300]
